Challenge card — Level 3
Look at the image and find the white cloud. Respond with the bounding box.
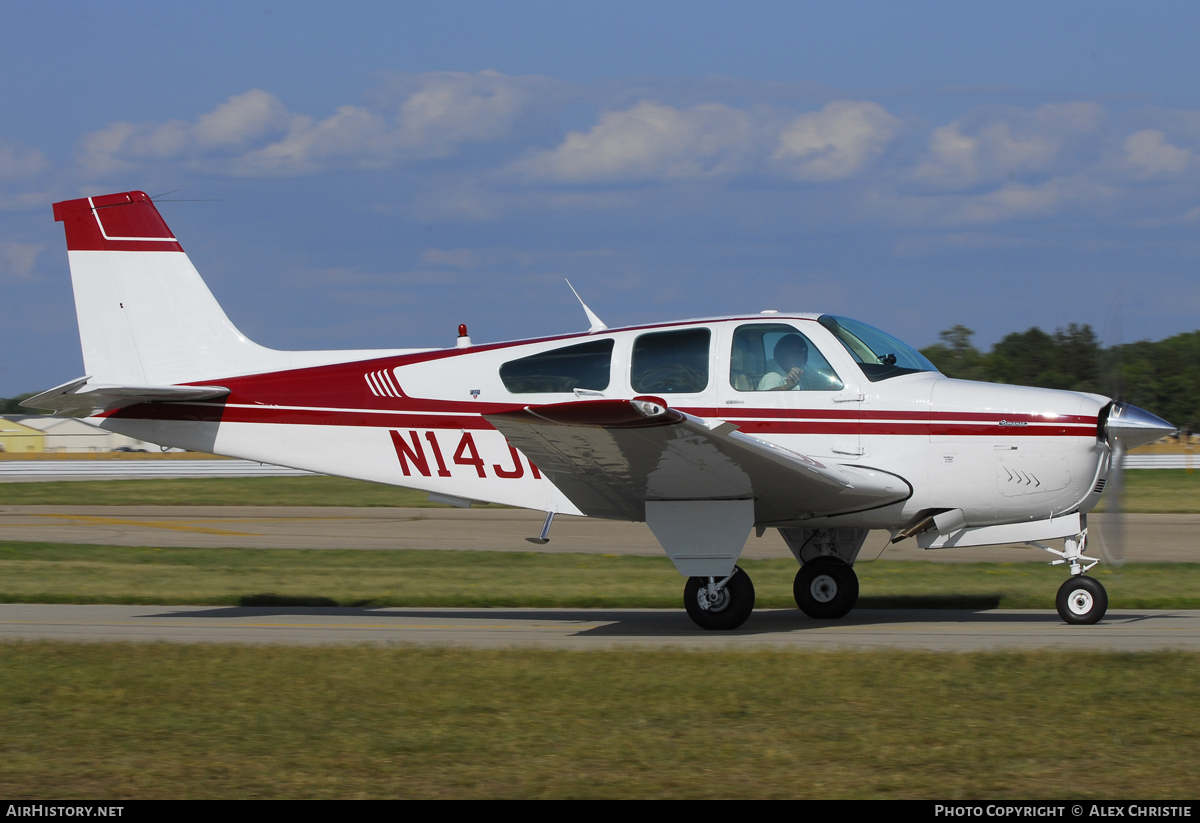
[77,91,297,176]
[77,73,552,178]
[1122,130,1191,178]
[53,76,1200,232]
[867,173,1118,228]
[773,101,901,180]
[914,103,1104,189]
[231,105,390,175]
[515,99,902,185]
[0,242,42,280]
[394,70,545,151]
[514,101,759,182]
[193,89,293,147]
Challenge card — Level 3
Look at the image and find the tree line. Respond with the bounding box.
[920,325,1199,434]
[0,393,44,415]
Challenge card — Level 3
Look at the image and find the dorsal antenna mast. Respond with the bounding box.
[565,279,607,333]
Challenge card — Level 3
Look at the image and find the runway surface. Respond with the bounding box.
[2,604,1198,651]
[1,505,1197,562]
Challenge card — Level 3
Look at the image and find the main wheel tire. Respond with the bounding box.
[1056,576,1108,625]
[794,557,859,619]
[684,566,756,630]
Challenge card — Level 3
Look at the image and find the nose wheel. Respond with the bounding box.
[684,567,755,630]
[1056,575,1108,625]
[794,556,859,619]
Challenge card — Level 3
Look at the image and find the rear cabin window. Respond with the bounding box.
[631,328,711,394]
[500,339,614,394]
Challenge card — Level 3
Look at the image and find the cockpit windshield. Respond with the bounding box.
[818,315,939,382]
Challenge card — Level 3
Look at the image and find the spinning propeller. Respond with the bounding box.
[1097,401,1175,565]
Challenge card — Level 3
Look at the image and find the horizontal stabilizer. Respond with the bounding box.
[485,398,911,523]
[20,376,229,417]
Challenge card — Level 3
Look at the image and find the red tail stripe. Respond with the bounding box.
[53,191,184,253]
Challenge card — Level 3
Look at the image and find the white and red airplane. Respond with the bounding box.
[24,190,1175,629]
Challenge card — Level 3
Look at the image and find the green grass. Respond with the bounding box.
[0,475,450,507]
[3,470,1198,511]
[2,541,1199,609]
[1096,469,1200,513]
[1,643,1197,798]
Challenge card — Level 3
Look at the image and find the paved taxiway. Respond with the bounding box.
[3,604,1199,651]
[3,506,1196,649]
[1,506,1197,562]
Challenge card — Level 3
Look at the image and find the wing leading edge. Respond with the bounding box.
[485,398,911,523]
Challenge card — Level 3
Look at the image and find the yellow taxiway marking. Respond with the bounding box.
[28,514,255,537]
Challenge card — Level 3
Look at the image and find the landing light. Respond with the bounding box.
[632,398,668,418]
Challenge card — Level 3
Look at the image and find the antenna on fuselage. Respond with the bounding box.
[565,279,607,333]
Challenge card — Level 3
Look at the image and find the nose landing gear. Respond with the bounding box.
[1033,530,1109,625]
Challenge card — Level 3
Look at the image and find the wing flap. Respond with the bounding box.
[485,399,911,523]
[20,376,229,417]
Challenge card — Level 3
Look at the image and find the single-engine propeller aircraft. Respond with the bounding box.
[25,191,1176,629]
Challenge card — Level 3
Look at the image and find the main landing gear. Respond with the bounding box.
[684,567,756,630]
[1035,531,1108,625]
[794,556,859,619]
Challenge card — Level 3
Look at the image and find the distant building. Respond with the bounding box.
[0,417,46,453]
[0,416,155,453]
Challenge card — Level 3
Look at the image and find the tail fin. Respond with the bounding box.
[53,191,284,385]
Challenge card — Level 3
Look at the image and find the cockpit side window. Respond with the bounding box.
[730,324,844,392]
[631,328,711,393]
[818,315,938,382]
[500,338,614,394]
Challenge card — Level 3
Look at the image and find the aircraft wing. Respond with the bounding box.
[20,376,230,417]
[484,398,911,523]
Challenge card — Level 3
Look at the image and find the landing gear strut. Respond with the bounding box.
[1034,530,1108,625]
[794,556,859,619]
[684,566,755,630]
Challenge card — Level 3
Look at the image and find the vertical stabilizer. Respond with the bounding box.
[54,191,286,385]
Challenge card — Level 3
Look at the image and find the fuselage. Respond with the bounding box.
[98,312,1111,532]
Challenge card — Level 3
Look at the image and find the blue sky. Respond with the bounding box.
[3,1,1200,395]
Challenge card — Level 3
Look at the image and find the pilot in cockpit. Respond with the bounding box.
[758,334,808,391]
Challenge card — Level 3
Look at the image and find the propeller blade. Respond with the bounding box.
[1097,440,1126,567]
[1097,403,1172,567]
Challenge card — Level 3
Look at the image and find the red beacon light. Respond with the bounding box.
[456,324,471,348]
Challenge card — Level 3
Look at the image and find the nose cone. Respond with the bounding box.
[1105,403,1176,450]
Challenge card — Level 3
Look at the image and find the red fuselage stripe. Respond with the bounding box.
[109,402,1098,437]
